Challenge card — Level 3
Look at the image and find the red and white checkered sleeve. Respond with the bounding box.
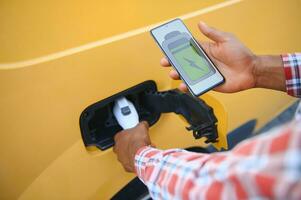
[282,53,301,98]
[134,121,301,200]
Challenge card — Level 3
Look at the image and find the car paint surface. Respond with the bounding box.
[0,0,300,199]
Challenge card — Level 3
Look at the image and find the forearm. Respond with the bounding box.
[254,55,286,91]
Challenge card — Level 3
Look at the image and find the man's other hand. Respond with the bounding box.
[113,121,151,173]
[161,21,257,93]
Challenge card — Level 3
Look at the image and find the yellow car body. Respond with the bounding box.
[0,0,300,199]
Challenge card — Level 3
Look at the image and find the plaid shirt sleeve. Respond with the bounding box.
[282,53,301,98]
[134,120,301,200]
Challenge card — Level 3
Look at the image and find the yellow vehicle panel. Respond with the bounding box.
[0,0,225,63]
[0,0,300,199]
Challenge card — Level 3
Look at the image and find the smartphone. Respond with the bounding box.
[150,19,224,96]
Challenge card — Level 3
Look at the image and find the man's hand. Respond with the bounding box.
[161,22,257,93]
[113,121,151,173]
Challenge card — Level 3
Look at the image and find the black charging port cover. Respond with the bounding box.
[79,80,160,150]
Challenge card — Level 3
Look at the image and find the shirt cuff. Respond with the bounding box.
[282,53,301,98]
[134,146,160,183]
[134,146,185,184]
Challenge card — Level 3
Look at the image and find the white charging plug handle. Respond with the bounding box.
[113,97,139,129]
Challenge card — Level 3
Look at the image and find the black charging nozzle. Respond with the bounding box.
[142,89,218,143]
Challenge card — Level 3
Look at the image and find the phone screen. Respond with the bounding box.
[151,19,224,96]
[169,39,213,82]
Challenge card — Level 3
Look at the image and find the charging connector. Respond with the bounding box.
[113,97,139,129]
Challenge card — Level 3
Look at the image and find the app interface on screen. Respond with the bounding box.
[170,41,212,81]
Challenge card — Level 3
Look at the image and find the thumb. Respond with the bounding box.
[198,22,228,43]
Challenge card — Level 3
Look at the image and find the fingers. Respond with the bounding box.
[167,70,187,92]
[169,70,180,80]
[114,131,122,141]
[167,70,188,92]
[179,83,188,92]
[198,22,229,43]
[139,121,149,130]
[160,57,171,67]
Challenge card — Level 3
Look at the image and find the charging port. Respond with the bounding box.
[79,81,160,150]
[79,80,218,151]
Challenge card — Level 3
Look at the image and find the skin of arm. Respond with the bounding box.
[254,55,286,91]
